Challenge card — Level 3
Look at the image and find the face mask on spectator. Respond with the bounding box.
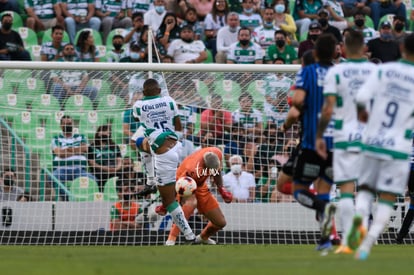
[380,33,393,41]
[263,21,273,28]
[123,193,133,201]
[3,177,14,186]
[113,43,123,50]
[130,52,140,60]
[394,22,404,32]
[309,34,319,41]
[182,38,194,43]
[274,4,285,13]
[231,164,242,175]
[318,18,328,27]
[63,125,73,133]
[155,5,165,14]
[64,54,76,61]
[354,19,364,27]
[239,39,250,46]
[243,8,253,14]
[229,27,238,33]
[276,39,285,48]
[2,22,12,31]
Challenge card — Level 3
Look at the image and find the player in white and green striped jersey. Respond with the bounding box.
[352,33,414,260]
[132,78,196,242]
[316,29,376,254]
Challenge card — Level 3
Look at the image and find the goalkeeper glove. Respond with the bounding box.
[218,186,233,203]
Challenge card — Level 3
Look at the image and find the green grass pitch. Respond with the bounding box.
[1,245,412,275]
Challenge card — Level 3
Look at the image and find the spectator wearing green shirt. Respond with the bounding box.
[265,30,298,64]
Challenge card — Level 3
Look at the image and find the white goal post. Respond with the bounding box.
[0,61,410,245]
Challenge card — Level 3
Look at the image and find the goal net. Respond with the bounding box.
[0,62,411,245]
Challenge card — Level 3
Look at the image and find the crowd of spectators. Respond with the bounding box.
[1,0,413,202]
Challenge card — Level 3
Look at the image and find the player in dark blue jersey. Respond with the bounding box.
[289,33,337,254]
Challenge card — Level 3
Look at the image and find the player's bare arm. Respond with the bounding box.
[281,106,300,132]
[291,88,306,111]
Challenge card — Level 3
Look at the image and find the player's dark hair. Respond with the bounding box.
[143,78,161,96]
[314,33,337,65]
[302,50,315,66]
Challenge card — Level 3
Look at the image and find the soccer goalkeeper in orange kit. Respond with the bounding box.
[163,147,233,245]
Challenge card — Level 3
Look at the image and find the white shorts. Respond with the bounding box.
[333,149,361,185]
[154,142,180,186]
[358,154,410,195]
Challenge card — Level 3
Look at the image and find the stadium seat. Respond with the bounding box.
[69,176,101,202]
[247,80,266,111]
[31,94,61,120]
[0,77,14,96]
[41,28,70,44]
[16,27,38,48]
[25,126,54,169]
[192,112,201,136]
[103,177,119,201]
[213,79,241,111]
[12,110,39,139]
[299,31,308,42]
[17,77,46,104]
[88,78,112,100]
[289,0,295,14]
[75,28,103,46]
[203,49,214,63]
[0,93,27,122]
[194,79,211,106]
[63,95,94,121]
[1,11,23,29]
[96,45,107,62]
[105,28,127,46]
[78,110,106,140]
[44,111,65,137]
[3,69,33,88]
[27,44,42,61]
[110,111,126,145]
[97,94,126,112]
[379,13,396,28]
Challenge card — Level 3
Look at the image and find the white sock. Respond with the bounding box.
[339,197,354,246]
[168,201,196,240]
[360,202,393,252]
[355,190,374,229]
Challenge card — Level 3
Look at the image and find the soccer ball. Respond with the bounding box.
[175,176,197,197]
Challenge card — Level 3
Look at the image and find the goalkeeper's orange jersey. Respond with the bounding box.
[176,147,222,186]
[176,147,222,214]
